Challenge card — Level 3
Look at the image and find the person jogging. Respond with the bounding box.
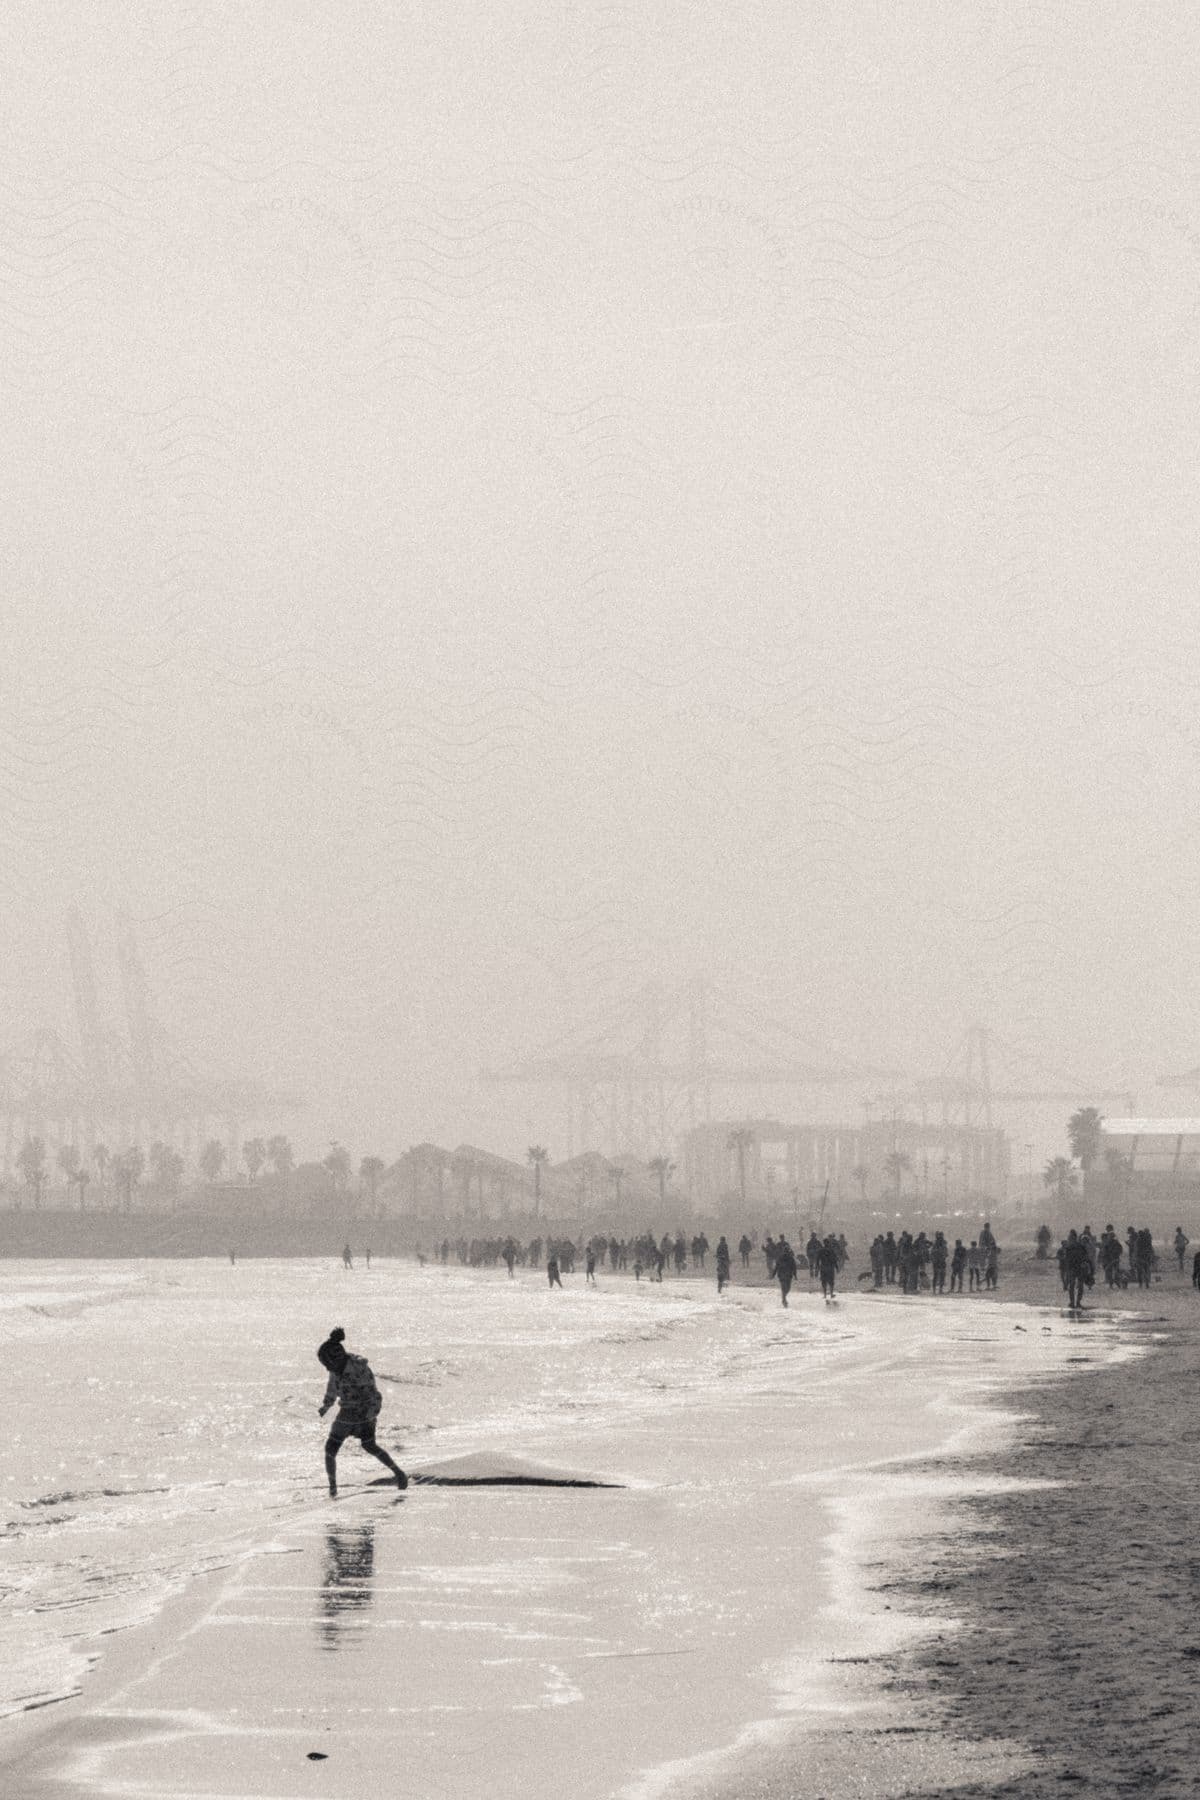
[317,1327,407,1498]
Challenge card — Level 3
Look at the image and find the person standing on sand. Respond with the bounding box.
[317,1327,406,1498]
[1174,1227,1189,1273]
[1192,1247,1200,1291]
[342,1243,353,1269]
[774,1236,798,1306]
[715,1236,731,1293]
[967,1240,983,1292]
[585,1248,597,1285]
[950,1239,966,1294]
[547,1252,563,1288]
[738,1233,752,1270]
[1061,1231,1091,1310]
[931,1231,948,1295]
[817,1235,839,1300]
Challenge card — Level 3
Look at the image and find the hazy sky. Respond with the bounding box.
[4,5,1200,1162]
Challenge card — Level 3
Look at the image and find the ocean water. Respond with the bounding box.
[0,1257,1131,1799]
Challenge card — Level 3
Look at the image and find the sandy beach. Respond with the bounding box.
[884,1259,1200,1799]
[0,1250,1146,1800]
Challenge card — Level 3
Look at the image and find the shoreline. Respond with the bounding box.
[1,1257,1153,1799]
[886,1280,1200,1799]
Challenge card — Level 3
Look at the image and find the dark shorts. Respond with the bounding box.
[326,1414,378,1449]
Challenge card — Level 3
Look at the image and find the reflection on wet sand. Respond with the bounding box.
[317,1523,375,1652]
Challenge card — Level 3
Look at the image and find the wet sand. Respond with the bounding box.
[1,1255,1120,1800]
[884,1256,1200,1799]
[0,1251,1168,1800]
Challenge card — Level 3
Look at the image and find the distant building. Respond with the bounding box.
[1099,1118,1200,1178]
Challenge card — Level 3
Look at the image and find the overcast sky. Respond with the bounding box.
[4,5,1200,1163]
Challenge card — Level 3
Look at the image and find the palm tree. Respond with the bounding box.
[243,1137,267,1184]
[851,1162,870,1203]
[727,1127,754,1210]
[527,1145,549,1218]
[323,1142,351,1201]
[883,1149,912,1201]
[1067,1108,1103,1175]
[648,1155,675,1209]
[200,1139,226,1184]
[57,1142,80,1194]
[1043,1156,1078,1209]
[1104,1146,1133,1208]
[360,1155,386,1214]
[113,1146,144,1213]
[267,1134,294,1179]
[149,1142,185,1203]
[17,1137,46,1210]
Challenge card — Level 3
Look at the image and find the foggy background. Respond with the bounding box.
[3,4,1199,1165]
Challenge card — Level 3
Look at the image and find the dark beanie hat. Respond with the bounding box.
[317,1326,347,1370]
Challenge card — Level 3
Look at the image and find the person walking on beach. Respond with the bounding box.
[317,1327,406,1498]
[870,1234,885,1289]
[715,1236,731,1294]
[1061,1231,1092,1310]
[585,1247,597,1285]
[775,1236,798,1306]
[738,1233,753,1270]
[967,1240,983,1292]
[883,1231,897,1284]
[950,1239,966,1294]
[817,1234,839,1300]
[805,1231,822,1278]
[1175,1226,1189,1273]
[931,1231,947,1295]
[342,1242,353,1269]
[547,1252,563,1288]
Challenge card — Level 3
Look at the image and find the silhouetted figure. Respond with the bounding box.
[775,1237,798,1306]
[1193,1248,1200,1291]
[950,1239,966,1293]
[547,1254,563,1288]
[967,1241,983,1292]
[228,1248,236,1265]
[817,1235,839,1299]
[365,1247,372,1269]
[715,1236,731,1293]
[870,1235,884,1288]
[585,1249,597,1285]
[317,1327,406,1498]
[931,1232,947,1295]
[1175,1227,1189,1273]
[1036,1223,1052,1260]
[342,1243,353,1269]
[738,1233,752,1270]
[1061,1231,1092,1309]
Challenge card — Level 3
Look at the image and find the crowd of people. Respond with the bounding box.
[358,1214,1200,1321]
[1041,1222,1194,1306]
[406,1221,1011,1304]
